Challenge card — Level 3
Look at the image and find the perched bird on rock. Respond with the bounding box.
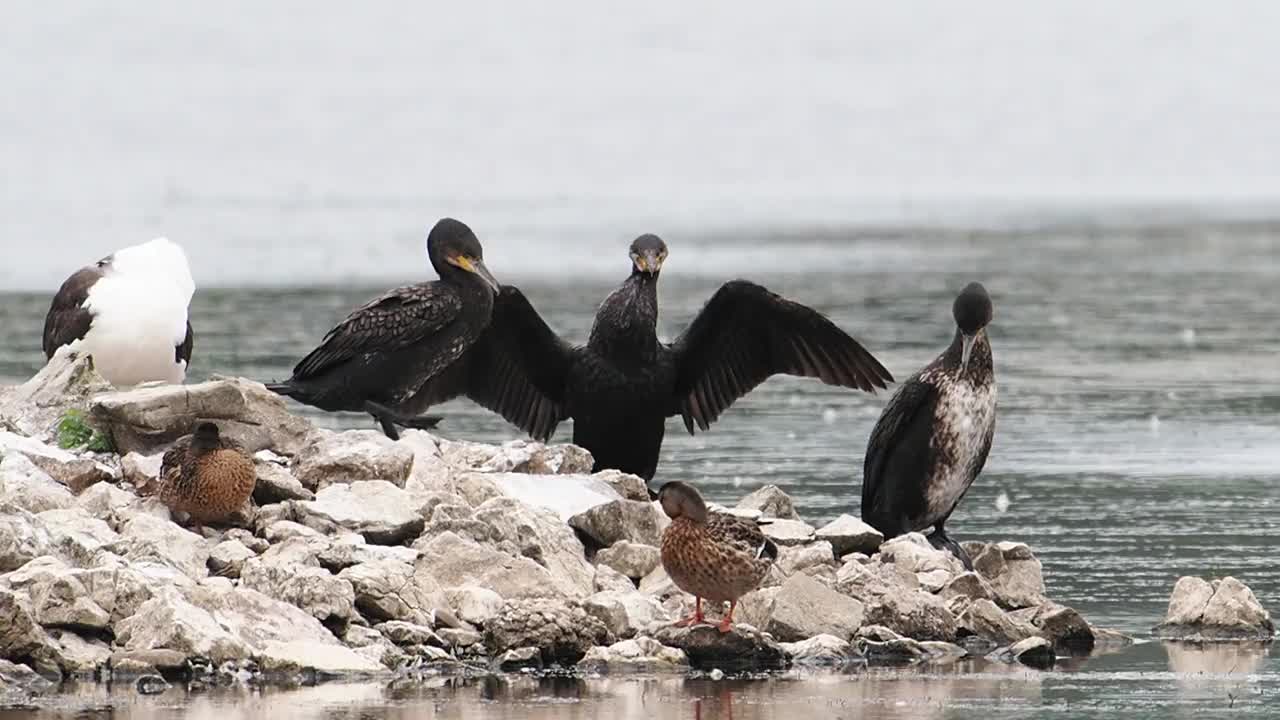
[159,422,256,525]
[42,237,195,386]
[658,480,778,632]
[861,282,997,569]
[447,233,893,483]
[267,217,550,440]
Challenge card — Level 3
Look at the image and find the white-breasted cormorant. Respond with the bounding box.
[267,218,502,439]
[42,238,195,386]
[861,282,996,569]
[438,233,894,482]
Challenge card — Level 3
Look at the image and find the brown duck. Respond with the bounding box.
[159,422,256,525]
[659,481,778,632]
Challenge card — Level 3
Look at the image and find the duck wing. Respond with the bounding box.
[707,511,778,562]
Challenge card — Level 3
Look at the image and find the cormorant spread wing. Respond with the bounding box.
[292,284,463,379]
[403,286,573,441]
[670,280,894,433]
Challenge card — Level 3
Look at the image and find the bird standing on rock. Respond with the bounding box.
[445,233,894,484]
[267,218,502,439]
[158,422,257,526]
[860,282,997,569]
[42,237,195,387]
[659,481,778,632]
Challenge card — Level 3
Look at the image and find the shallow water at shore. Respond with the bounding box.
[3,643,1275,719]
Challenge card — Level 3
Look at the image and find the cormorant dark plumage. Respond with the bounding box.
[267,218,503,439]
[861,282,996,569]
[447,234,895,484]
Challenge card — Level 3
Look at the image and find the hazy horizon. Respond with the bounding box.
[4,0,1279,290]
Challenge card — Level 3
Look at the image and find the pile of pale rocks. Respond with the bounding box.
[0,351,1273,700]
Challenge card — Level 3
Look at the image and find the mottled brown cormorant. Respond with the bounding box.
[159,422,256,525]
[861,282,996,569]
[42,238,195,386]
[659,480,778,631]
[442,233,894,482]
[267,218,500,439]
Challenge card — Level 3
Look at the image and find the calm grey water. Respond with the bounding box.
[4,1,1280,716]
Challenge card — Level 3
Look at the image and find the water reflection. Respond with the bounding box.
[1166,640,1271,705]
[1,664,1055,720]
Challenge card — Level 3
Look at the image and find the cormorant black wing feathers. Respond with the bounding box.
[395,286,572,441]
[670,280,894,434]
[861,377,937,524]
[461,286,573,441]
[292,284,463,379]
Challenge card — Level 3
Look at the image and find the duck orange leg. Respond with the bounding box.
[674,596,705,627]
[717,600,737,633]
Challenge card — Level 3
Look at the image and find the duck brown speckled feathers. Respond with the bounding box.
[658,480,778,631]
[159,422,257,525]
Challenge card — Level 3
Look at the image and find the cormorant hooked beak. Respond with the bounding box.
[632,249,666,275]
[960,333,976,371]
[451,255,501,293]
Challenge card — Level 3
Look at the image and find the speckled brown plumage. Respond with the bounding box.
[658,481,777,631]
[159,423,256,525]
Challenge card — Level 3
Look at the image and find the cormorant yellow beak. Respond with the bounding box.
[449,255,501,293]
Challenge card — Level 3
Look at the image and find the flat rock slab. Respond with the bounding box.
[761,519,816,546]
[487,473,624,522]
[90,378,313,456]
[258,639,388,676]
[815,514,884,556]
[651,624,787,671]
[294,481,424,545]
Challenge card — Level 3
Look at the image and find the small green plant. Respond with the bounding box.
[56,409,114,453]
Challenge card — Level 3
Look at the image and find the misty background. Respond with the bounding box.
[2,1,1279,290]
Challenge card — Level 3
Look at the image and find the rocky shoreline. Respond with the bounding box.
[0,351,1273,704]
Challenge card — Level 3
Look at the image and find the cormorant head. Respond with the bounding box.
[428,218,500,294]
[629,234,668,277]
[191,422,221,451]
[657,481,708,523]
[952,282,993,370]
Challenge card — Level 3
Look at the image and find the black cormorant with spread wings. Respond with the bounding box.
[424,234,894,483]
[860,282,996,569]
